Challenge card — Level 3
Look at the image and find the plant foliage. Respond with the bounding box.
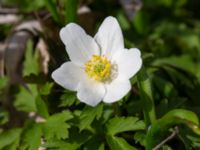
[0,0,200,149]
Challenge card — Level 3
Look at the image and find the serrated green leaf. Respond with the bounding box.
[23,40,40,76]
[66,127,92,149]
[20,122,42,150]
[42,140,78,150]
[59,92,77,107]
[106,136,138,150]
[0,128,21,149]
[134,131,146,146]
[14,84,37,112]
[79,104,103,131]
[39,82,54,95]
[42,128,91,150]
[106,117,145,135]
[42,111,73,140]
[36,96,49,118]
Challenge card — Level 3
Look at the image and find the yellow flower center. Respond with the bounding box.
[85,55,111,81]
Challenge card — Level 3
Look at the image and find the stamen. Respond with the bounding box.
[85,55,111,81]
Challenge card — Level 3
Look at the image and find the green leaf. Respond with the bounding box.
[42,140,77,150]
[145,109,200,150]
[162,145,173,150]
[42,111,73,140]
[178,129,200,150]
[64,0,78,23]
[98,144,105,150]
[134,131,146,146]
[79,104,103,131]
[42,140,80,150]
[0,128,21,149]
[106,136,138,150]
[106,117,145,135]
[59,92,77,107]
[0,76,8,90]
[43,128,91,150]
[133,10,149,35]
[36,96,49,118]
[14,84,37,112]
[84,135,104,150]
[153,55,200,77]
[44,0,60,22]
[20,122,42,150]
[153,75,177,98]
[0,109,9,125]
[38,82,54,95]
[66,127,91,149]
[23,40,40,76]
[117,12,131,30]
[187,135,200,148]
[161,65,195,88]
[137,67,156,126]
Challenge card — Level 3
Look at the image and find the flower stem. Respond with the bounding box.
[137,67,156,127]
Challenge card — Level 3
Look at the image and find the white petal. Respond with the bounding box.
[60,23,99,65]
[77,79,105,107]
[51,62,85,91]
[113,48,142,79]
[94,16,124,59]
[103,77,131,103]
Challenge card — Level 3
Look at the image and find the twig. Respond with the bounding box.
[153,126,179,150]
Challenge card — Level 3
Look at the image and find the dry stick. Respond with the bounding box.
[153,126,179,150]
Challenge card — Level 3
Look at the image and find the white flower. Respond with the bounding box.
[52,16,142,107]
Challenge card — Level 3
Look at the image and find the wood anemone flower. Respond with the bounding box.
[52,16,142,106]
